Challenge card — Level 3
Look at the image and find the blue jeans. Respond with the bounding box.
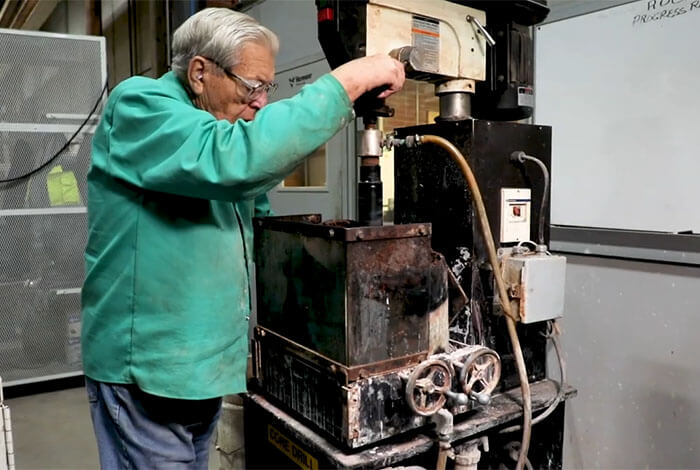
[86,377,221,469]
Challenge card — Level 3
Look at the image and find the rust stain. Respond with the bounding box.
[346,385,361,440]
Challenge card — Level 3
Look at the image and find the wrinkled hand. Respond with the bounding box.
[330,54,406,102]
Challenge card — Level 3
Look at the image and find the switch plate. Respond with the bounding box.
[500,188,531,243]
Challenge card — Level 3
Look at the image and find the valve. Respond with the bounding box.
[384,133,422,150]
[405,359,453,416]
[444,389,470,406]
[458,347,501,405]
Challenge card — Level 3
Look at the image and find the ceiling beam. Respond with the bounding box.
[0,0,59,30]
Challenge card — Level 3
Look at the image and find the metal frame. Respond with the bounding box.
[254,326,427,385]
[4,371,82,388]
[245,380,575,469]
[274,55,333,194]
[0,123,98,134]
[0,208,87,217]
[540,0,638,24]
[0,27,107,88]
[0,28,105,387]
[266,56,355,219]
[0,377,14,470]
[550,225,700,266]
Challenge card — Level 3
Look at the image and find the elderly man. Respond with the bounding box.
[81,7,404,469]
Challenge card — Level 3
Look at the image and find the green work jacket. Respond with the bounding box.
[81,71,352,399]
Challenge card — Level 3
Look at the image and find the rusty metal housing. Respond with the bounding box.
[253,215,459,447]
[254,215,447,367]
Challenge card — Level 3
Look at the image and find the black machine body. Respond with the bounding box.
[394,119,552,390]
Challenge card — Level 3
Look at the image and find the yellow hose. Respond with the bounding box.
[420,135,532,470]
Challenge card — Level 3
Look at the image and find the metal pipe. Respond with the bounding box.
[357,123,384,226]
[438,93,472,121]
[436,442,450,470]
[454,441,483,470]
[419,135,532,470]
[358,163,382,226]
[433,409,454,470]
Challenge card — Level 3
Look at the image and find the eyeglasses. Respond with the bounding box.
[202,56,277,102]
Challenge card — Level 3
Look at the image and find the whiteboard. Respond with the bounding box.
[535,0,700,233]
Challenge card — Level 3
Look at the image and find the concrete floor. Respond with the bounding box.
[5,386,222,470]
[7,387,98,469]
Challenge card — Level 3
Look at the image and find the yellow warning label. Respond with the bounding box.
[268,424,319,470]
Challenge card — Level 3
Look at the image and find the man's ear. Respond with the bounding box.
[187,56,207,96]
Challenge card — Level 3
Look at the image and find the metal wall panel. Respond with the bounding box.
[556,255,700,469]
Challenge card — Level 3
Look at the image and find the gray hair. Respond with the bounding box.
[171,8,279,82]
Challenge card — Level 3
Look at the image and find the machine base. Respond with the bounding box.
[244,379,575,470]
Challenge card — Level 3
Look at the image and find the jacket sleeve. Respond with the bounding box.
[253,193,274,218]
[99,74,352,202]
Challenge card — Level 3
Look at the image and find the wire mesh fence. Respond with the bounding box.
[0,29,105,385]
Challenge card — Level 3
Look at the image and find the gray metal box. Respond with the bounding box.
[504,253,567,324]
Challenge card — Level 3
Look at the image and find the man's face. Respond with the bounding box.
[196,42,275,122]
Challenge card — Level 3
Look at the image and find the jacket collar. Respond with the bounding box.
[159,71,194,104]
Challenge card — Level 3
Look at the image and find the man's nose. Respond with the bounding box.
[249,91,268,109]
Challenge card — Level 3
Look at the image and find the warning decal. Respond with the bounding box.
[268,424,319,470]
[412,15,440,73]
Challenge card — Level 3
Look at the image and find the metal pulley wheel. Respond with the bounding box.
[405,359,454,416]
[459,347,501,399]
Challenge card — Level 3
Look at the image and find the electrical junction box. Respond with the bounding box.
[503,252,566,324]
[500,188,531,243]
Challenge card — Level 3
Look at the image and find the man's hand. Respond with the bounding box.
[330,54,406,102]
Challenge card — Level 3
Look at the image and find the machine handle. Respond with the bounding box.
[466,15,496,47]
[389,46,425,74]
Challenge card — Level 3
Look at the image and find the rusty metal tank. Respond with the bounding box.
[254,214,449,368]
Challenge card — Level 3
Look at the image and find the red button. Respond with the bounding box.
[318,8,334,22]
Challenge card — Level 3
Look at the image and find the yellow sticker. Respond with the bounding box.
[46,166,81,206]
[267,424,319,470]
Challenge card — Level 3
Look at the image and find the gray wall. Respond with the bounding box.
[244,0,325,72]
[558,255,700,468]
[540,1,700,465]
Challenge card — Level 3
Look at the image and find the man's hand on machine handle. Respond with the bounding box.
[330,54,406,102]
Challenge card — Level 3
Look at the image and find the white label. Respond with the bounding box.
[517,86,534,108]
[66,312,82,365]
[67,313,81,344]
[412,16,440,73]
[500,188,531,243]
